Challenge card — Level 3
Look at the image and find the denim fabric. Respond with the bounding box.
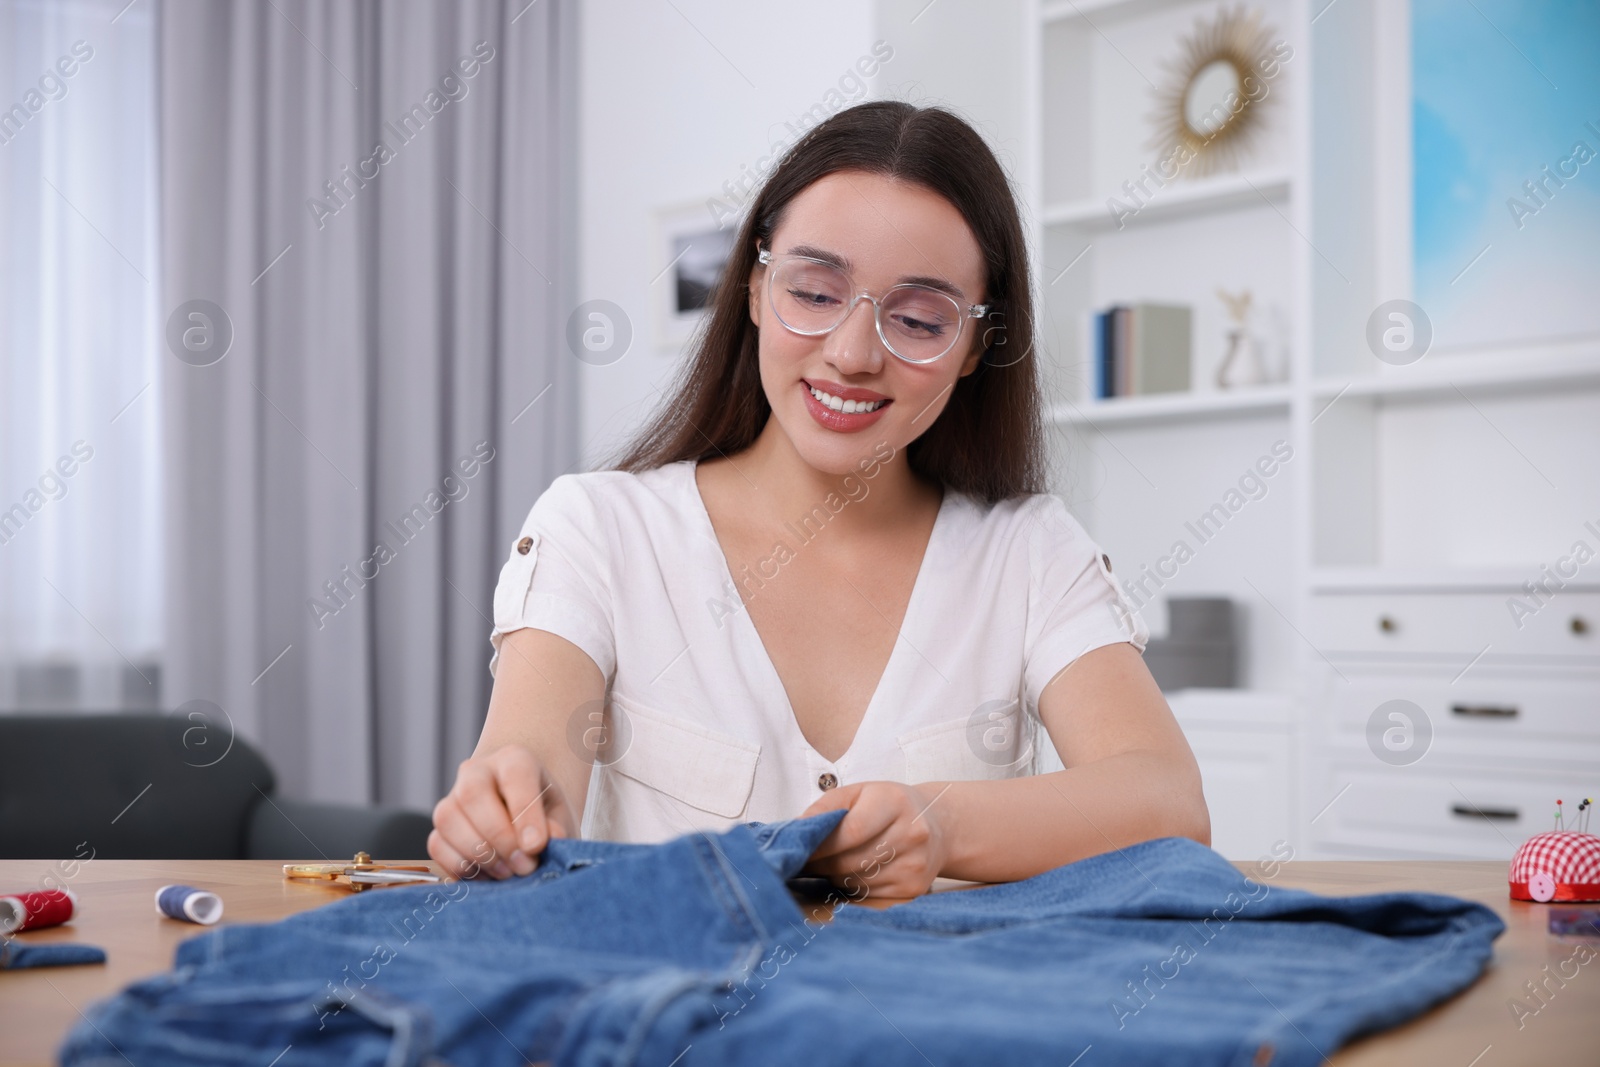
[60,811,1503,1067]
[0,940,105,969]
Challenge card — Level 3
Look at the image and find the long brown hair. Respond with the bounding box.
[606,101,1045,506]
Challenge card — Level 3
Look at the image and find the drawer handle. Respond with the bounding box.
[1574,616,1590,635]
[1451,803,1519,821]
[1377,615,1398,633]
[1450,703,1519,719]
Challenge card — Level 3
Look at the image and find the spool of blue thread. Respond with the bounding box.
[155,884,223,925]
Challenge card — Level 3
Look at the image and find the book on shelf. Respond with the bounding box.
[1091,303,1192,400]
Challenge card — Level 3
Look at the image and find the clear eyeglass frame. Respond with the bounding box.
[756,247,990,365]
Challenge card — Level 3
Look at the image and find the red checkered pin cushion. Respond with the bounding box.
[1509,831,1600,902]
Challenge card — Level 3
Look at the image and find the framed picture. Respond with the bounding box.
[1412,0,1599,351]
[654,199,738,348]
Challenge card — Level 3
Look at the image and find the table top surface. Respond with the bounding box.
[1,857,1595,1067]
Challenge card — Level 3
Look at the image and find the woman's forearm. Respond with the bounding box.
[918,748,1211,884]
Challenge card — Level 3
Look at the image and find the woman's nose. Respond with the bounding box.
[820,296,886,374]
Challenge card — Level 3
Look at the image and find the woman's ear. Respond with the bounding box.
[958,308,999,378]
[748,243,765,327]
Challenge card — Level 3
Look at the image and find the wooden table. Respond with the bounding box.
[1,858,1595,1066]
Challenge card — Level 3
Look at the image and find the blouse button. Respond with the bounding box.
[817,772,838,791]
[516,536,534,555]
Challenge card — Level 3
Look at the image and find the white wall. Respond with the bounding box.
[871,0,1031,192]
[574,1,876,467]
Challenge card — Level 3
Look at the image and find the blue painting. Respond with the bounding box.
[1412,0,1600,351]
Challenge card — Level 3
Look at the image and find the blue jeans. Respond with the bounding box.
[60,811,1503,1066]
[0,941,105,969]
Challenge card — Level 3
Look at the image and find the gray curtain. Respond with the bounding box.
[159,0,577,810]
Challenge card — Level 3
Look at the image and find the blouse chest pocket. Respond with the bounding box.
[606,691,761,819]
[897,697,1035,784]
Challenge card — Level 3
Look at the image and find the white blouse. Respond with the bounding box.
[488,458,1147,845]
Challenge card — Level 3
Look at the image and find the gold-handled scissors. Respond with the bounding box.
[283,851,442,892]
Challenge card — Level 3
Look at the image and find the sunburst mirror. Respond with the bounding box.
[1149,5,1281,178]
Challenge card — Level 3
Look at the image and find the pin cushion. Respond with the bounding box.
[1509,831,1600,903]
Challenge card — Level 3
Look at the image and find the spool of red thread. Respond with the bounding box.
[0,888,79,934]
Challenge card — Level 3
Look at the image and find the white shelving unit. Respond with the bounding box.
[1013,0,1600,859]
[1291,0,1600,863]
[1310,338,1600,401]
[1049,384,1292,427]
[1040,169,1292,229]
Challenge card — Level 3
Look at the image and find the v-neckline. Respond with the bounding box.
[684,458,951,768]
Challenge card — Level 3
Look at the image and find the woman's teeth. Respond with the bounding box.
[809,385,887,414]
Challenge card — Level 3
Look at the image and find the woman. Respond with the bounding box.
[429,101,1209,898]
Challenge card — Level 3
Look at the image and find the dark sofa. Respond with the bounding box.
[0,713,432,860]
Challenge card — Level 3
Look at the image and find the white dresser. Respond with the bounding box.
[1169,690,1297,861]
[1300,579,1600,859]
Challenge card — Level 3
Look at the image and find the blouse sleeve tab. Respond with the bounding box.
[1096,549,1150,650]
[492,532,540,632]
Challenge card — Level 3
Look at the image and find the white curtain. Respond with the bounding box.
[0,0,163,711]
[158,0,578,809]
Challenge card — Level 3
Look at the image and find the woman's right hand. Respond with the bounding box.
[428,744,576,880]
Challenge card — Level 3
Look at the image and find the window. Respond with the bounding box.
[0,0,161,710]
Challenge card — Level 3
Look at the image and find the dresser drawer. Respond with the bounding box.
[1310,591,1600,657]
[1309,759,1596,859]
[1328,677,1600,749]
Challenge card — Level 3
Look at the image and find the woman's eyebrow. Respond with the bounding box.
[783,243,968,300]
[897,273,966,300]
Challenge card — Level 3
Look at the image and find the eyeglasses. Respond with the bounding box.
[757,248,989,365]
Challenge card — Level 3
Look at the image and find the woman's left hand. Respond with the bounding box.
[798,780,951,899]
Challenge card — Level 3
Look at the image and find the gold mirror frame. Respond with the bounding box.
[1149,5,1279,178]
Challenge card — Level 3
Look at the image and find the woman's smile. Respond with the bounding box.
[800,377,893,432]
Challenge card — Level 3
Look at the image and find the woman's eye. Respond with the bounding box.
[788,288,838,308]
[892,313,947,337]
